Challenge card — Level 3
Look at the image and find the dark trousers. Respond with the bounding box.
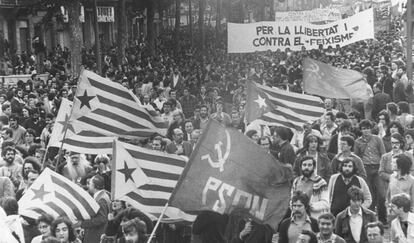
[366,164,387,223]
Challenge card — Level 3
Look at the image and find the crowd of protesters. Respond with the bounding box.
[0,13,414,243]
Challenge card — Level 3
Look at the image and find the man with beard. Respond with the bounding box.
[165,128,192,157]
[0,146,22,189]
[291,156,329,219]
[330,135,367,180]
[335,186,377,243]
[316,213,346,243]
[328,159,372,216]
[193,105,210,132]
[61,152,92,183]
[278,191,319,243]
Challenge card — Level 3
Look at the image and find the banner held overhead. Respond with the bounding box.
[228,8,374,53]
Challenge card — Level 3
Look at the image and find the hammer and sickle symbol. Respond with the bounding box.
[305,61,322,79]
[201,130,231,172]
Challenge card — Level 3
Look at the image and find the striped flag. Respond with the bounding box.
[112,140,195,222]
[246,81,325,130]
[48,98,114,154]
[70,70,168,139]
[18,168,100,222]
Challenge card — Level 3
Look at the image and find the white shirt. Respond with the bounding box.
[93,189,104,200]
[391,212,414,243]
[348,208,363,243]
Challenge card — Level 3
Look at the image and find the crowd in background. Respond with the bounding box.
[0,15,413,243]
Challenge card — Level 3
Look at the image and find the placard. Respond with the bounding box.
[228,8,374,53]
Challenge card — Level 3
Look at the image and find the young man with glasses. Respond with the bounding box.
[379,134,414,224]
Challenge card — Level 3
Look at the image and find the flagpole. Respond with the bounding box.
[146,202,169,243]
[407,0,413,81]
[41,142,52,169]
[54,69,84,172]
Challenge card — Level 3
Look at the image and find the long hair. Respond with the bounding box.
[50,217,77,242]
[65,154,90,181]
[121,218,147,243]
[386,121,404,137]
[303,134,322,152]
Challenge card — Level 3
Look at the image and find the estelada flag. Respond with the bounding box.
[303,58,372,101]
[18,168,100,223]
[70,70,168,139]
[246,81,324,130]
[170,119,292,228]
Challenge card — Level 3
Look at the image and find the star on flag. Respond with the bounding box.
[31,184,51,201]
[118,161,136,183]
[58,114,75,133]
[254,94,267,109]
[77,90,95,109]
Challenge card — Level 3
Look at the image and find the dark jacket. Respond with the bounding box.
[393,80,407,103]
[278,216,319,243]
[372,92,391,120]
[334,207,377,243]
[293,152,332,182]
[81,190,111,243]
[165,141,193,157]
[193,211,229,243]
[230,220,274,243]
[271,141,296,165]
[104,208,154,239]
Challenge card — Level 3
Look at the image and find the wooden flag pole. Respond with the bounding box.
[146,203,169,243]
[53,69,84,171]
[407,0,413,81]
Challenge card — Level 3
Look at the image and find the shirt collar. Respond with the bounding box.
[347,207,362,217]
[291,214,311,223]
[317,233,336,241]
[396,173,410,180]
[93,190,103,200]
[300,173,317,182]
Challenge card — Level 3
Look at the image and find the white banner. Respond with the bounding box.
[228,8,374,53]
[0,73,49,87]
[275,8,342,23]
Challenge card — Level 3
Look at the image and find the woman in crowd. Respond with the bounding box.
[119,218,148,243]
[50,217,81,243]
[31,214,54,243]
